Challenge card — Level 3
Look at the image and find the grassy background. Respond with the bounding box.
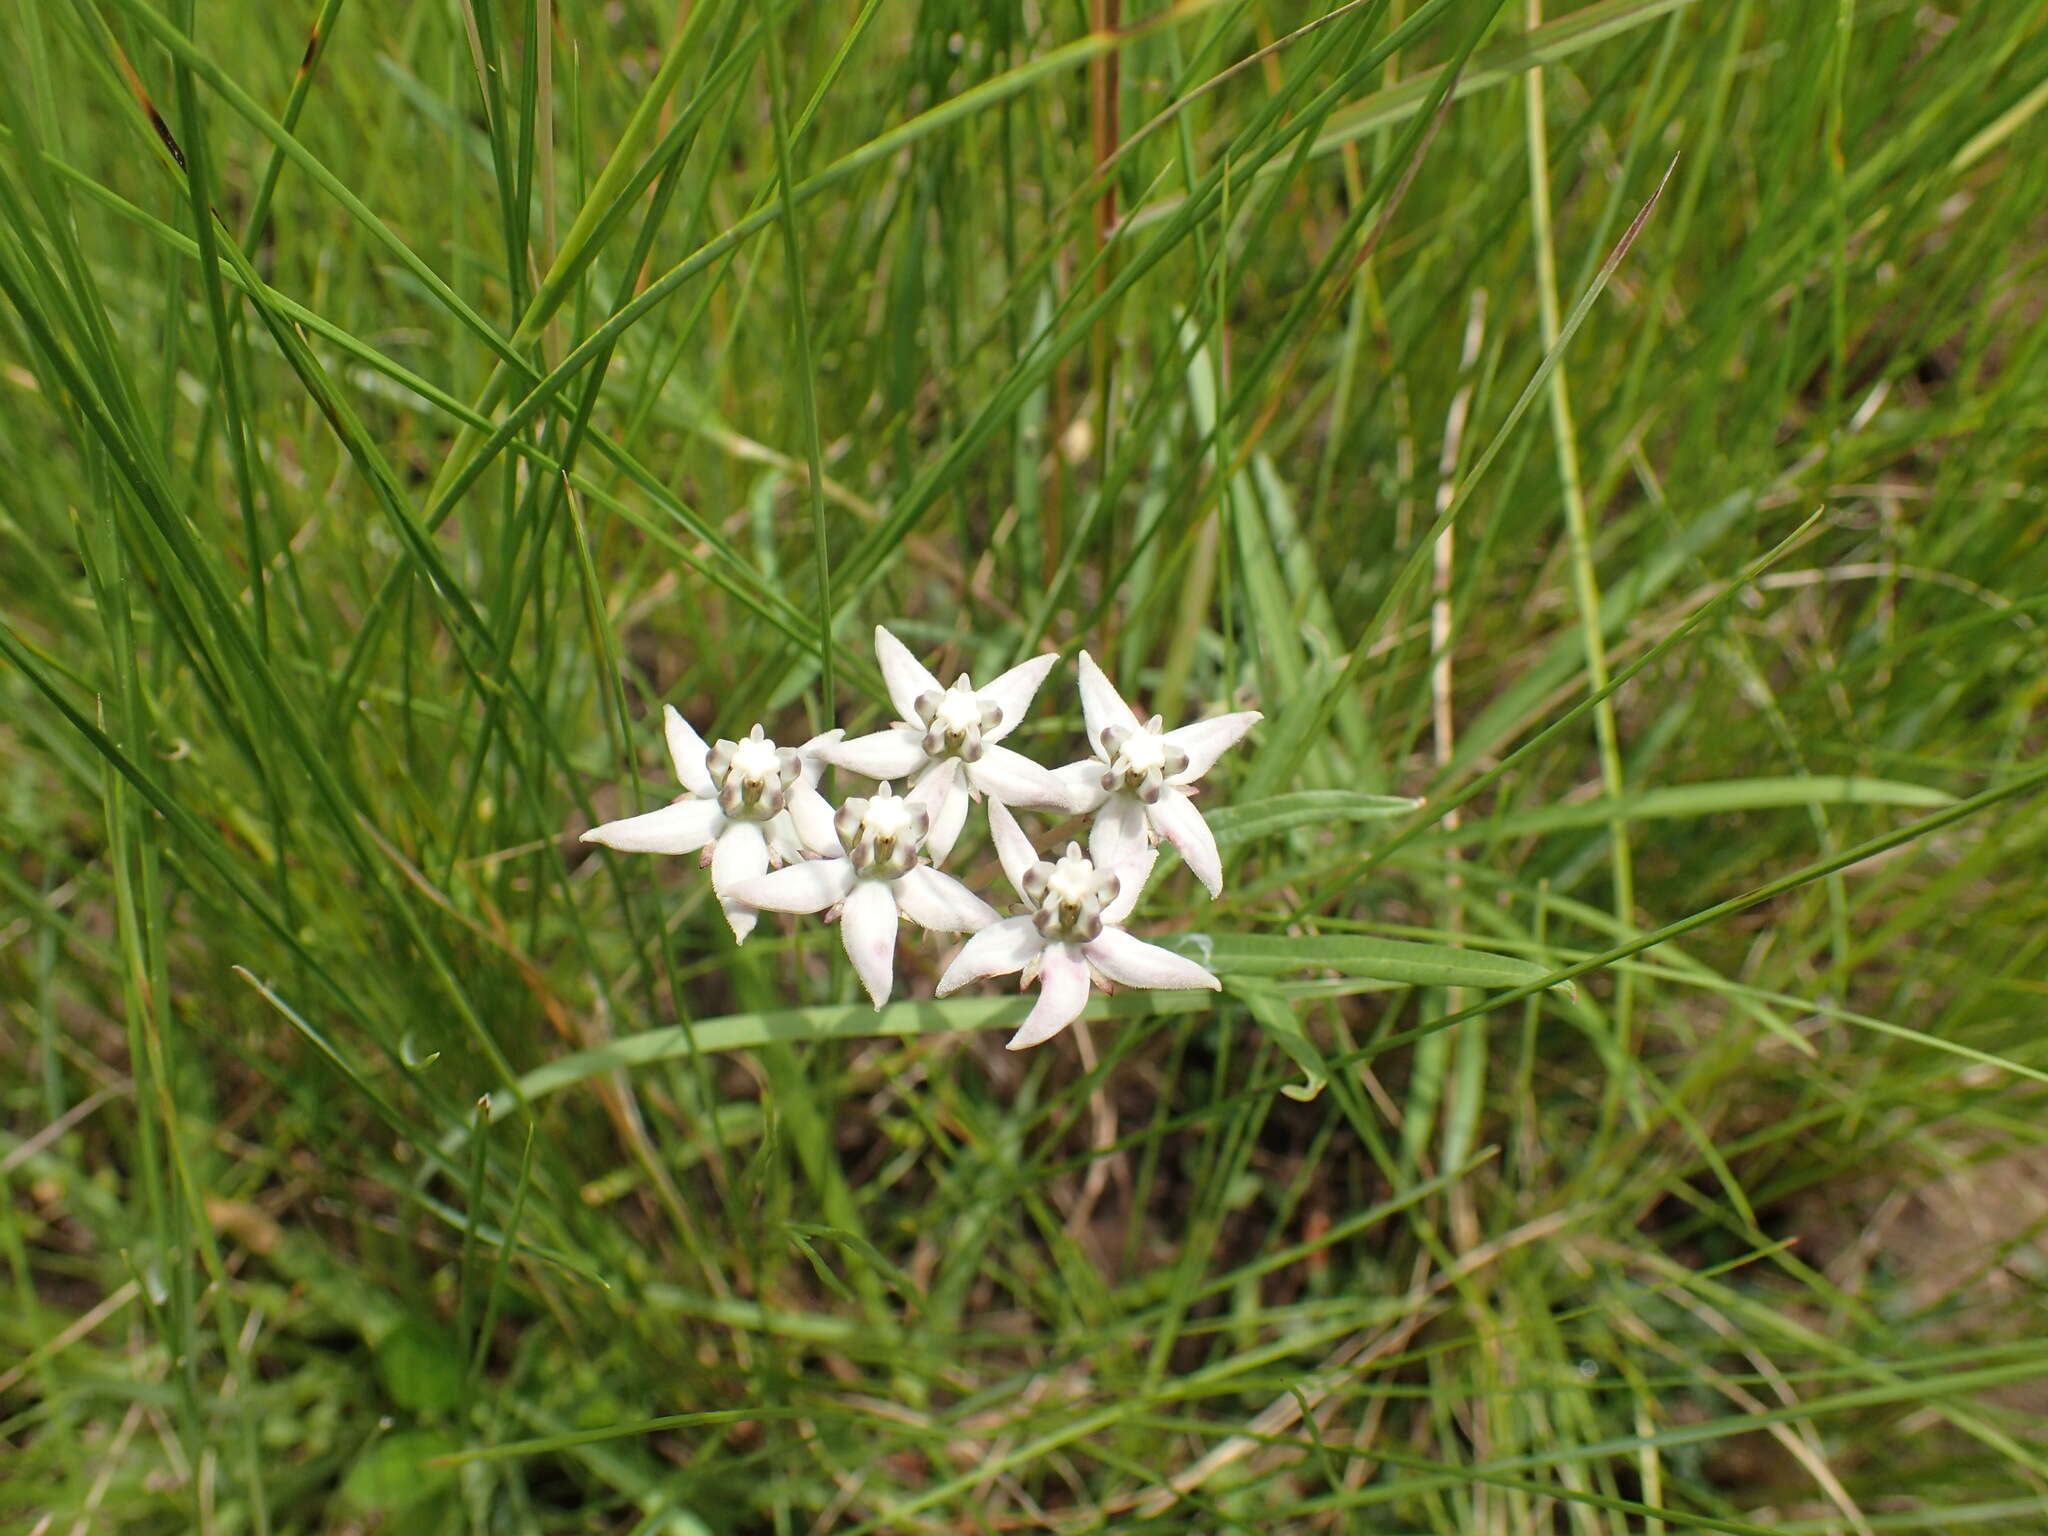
[5,0,2048,1529]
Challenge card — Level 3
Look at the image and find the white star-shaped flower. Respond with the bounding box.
[936,801,1220,1051]
[1052,652,1261,898]
[811,626,1070,863]
[728,782,997,1008]
[580,708,839,942]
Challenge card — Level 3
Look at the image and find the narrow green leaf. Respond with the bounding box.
[1432,775,1955,845]
[1196,933,1568,993]
[1209,790,1423,847]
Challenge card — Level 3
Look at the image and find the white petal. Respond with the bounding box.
[930,777,973,865]
[985,800,1041,899]
[892,865,997,933]
[796,730,843,788]
[875,625,943,723]
[726,856,856,914]
[1086,793,1150,874]
[1053,759,1110,815]
[1161,711,1262,784]
[1084,927,1221,992]
[909,759,971,864]
[814,726,928,781]
[710,820,772,941]
[966,744,1071,811]
[663,705,716,797]
[839,878,900,1008]
[763,811,805,866]
[1076,650,1142,759]
[1101,846,1158,924]
[1147,787,1224,897]
[907,756,958,820]
[936,915,1044,995]
[784,781,842,857]
[581,798,723,855]
[976,651,1059,744]
[1008,943,1092,1050]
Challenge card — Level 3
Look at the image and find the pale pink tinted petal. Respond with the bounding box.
[815,727,927,780]
[936,915,1043,995]
[763,811,805,866]
[710,820,772,941]
[1101,846,1159,924]
[663,705,716,796]
[1084,927,1221,992]
[966,744,1070,811]
[985,800,1040,898]
[1160,711,1262,784]
[726,856,856,914]
[892,865,997,933]
[839,878,900,1008]
[909,760,971,864]
[1147,786,1223,897]
[1076,650,1142,758]
[581,798,723,855]
[875,625,943,723]
[784,781,842,858]
[976,652,1059,743]
[1053,759,1110,814]
[1008,944,1091,1050]
[1086,794,1150,874]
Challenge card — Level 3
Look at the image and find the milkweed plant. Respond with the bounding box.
[582,627,1259,1050]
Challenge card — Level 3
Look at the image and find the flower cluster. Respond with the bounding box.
[582,628,1259,1049]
